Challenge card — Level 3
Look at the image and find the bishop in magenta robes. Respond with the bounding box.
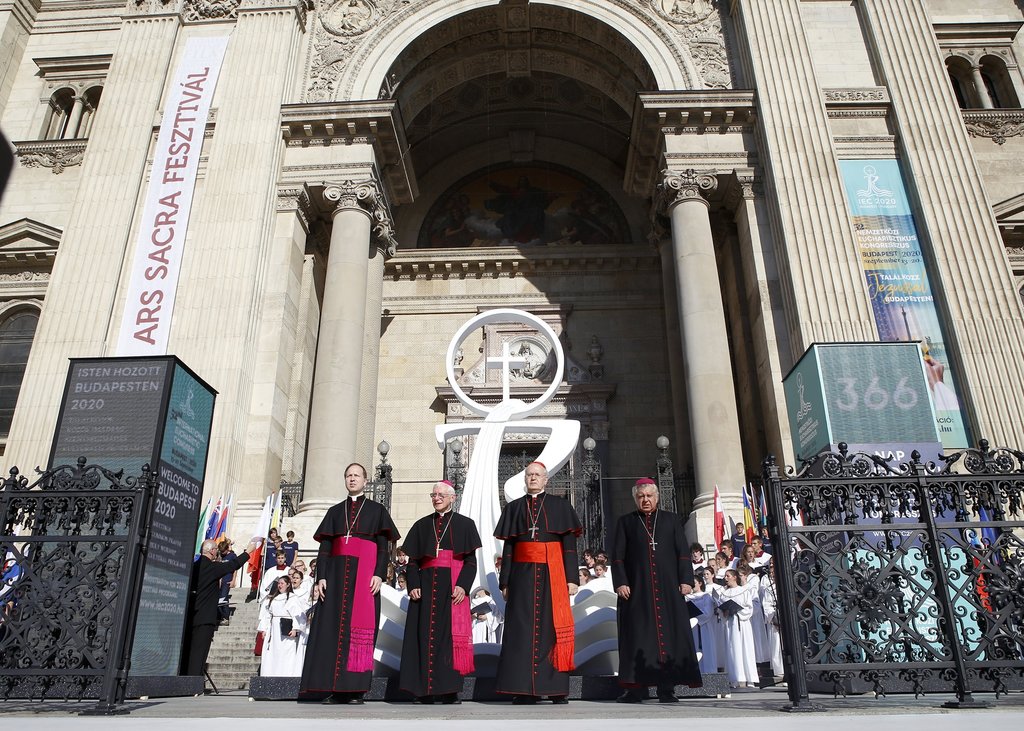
[399,480,482,703]
[299,463,399,704]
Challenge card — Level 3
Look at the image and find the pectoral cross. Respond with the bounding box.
[344,533,351,544]
[529,525,538,539]
[649,539,658,549]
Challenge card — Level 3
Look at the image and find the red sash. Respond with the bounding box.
[420,549,474,674]
[513,541,575,671]
[332,535,377,672]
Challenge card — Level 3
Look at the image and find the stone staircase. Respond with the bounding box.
[205,588,262,691]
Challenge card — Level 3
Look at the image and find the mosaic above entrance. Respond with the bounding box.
[418,165,631,248]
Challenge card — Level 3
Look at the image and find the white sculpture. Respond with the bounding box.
[435,309,581,602]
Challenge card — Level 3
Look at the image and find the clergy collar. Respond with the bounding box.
[348,493,364,501]
[527,490,546,498]
[434,508,453,517]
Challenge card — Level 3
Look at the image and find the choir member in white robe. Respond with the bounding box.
[704,566,727,670]
[759,562,784,677]
[685,574,718,675]
[259,576,308,676]
[738,559,770,664]
[716,569,759,689]
[471,588,502,643]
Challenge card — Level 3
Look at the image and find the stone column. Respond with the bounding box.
[654,234,692,471]
[858,0,1024,446]
[659,169,747,529]
[63,95,87,139]
[726,172,794,466]
[730,0,876,356]
[239,187,313,499]
[167,0,308,506]
[5,7,181,470]
[969,64,994,109]
[355,238,392,465]
[304,179,392,505]
[0,0,40,114]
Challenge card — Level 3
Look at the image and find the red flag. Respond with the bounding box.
[713,485,724,550]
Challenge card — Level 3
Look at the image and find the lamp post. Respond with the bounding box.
[656,435,677,513]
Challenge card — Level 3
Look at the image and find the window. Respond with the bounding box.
[0,310,38,438]
[980,55,1018,108]
[936,23,1024,111]
[34,56,111,141]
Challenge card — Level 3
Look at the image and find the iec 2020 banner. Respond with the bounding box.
[839,159,970,449]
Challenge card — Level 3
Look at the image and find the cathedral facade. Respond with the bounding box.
[2,0,1024,542]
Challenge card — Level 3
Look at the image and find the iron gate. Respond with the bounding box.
[0,457,155,711]
[764,441,1024,709]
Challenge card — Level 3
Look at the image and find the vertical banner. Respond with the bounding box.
[116,35,230,356]
[839,159,970,448]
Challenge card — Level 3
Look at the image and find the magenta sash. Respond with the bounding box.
[421,549,474,675]
[332,535,377,672]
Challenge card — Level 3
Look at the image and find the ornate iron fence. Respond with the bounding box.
[764,441,1024,710]
[0,458,155,712]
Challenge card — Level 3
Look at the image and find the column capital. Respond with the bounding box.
[276,184,316,234]
[323,178,397,257]
[656,168,718,214]
[721,169,760,211]
[124,0,184,16]
[237,0,312,25]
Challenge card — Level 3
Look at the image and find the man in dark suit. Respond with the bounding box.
[182,537,258,676]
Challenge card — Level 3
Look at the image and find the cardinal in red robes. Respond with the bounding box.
[494,461,582,704]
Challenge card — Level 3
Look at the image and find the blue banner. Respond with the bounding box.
[839,159,970,448]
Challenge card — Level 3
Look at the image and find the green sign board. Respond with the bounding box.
[784,342,941,461]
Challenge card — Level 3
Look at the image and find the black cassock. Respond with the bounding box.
[611,509,702,688]
[299,496,399,698]
[494,492,582,697]
[399,511,482,698]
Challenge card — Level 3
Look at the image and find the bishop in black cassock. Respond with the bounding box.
[494,461,582,704]
[612,478,702,703]
[399,480,482,703]
[299,463,399,704]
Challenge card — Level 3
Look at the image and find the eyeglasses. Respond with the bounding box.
[428,493,451,498]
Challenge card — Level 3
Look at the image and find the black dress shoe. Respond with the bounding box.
[321,694,342,705]
[512,695,538,705]
[440,693,461,705]
[657,694,678,703]
[415,696,435,704]
[346,697,365,705]
[616,690,642,704]
[549,696,569,705]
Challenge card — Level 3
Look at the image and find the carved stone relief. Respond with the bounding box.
[307,0,406,101]
[182,0,239,21]
[650,0,733,89]
[962,110,1024,145]
[15,142,86,175]
[304,0,732,103]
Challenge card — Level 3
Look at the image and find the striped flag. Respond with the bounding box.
[713,485,724,550]
[248,494,275,582]
[194,497,211,554]
[270,490,282,532]
[742,486,756,542]
[759,486,769,528]
[213,493,232,539]
[204,496,223,540]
